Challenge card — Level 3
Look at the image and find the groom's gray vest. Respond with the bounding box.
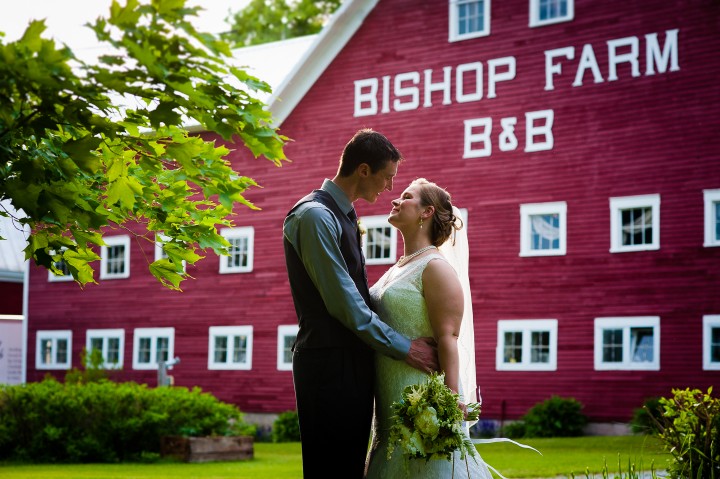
[284,190,372,352]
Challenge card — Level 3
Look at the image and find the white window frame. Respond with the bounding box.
[520,202,567,256]
[36,330,72,370]
[594,317,660,371]
[360,215,397,265]
[277,325,299,371]
[449,0,491,42]
[703,315,720,371]
[100,235,131,279]
[132,327,175,370]
[208,326,253,370]
[609,195,660,253]
[154,233,187,271]
[496,319,558,371]
[219,227,254,274]
[529,0,574,27]
[703,189,720,247]
[86,329,125,369]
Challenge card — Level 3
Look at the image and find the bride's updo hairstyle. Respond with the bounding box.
[411,178,463,247]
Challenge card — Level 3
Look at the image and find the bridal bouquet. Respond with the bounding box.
[387,372,481,462]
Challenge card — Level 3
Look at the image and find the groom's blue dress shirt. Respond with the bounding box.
[283,179,410,360]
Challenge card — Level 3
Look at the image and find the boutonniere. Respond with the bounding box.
[357,219,367,236]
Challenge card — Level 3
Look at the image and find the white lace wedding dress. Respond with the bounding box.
[365,254,493,479]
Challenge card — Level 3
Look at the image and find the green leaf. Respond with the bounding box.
[62,136,102,173]
[149,259,184,290]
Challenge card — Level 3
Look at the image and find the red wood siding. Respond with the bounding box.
[27,0,720,422]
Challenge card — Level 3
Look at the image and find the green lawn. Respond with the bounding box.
[0,436,668,478]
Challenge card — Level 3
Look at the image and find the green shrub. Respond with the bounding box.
[652,387,720,479]
[272,410,300,442]
[631,397,662,435]
[64,348,110,384]
[502,420,527,439]
[0,378,255,463]
[509,395,587,438]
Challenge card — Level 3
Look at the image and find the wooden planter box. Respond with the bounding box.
[160,435,254,463]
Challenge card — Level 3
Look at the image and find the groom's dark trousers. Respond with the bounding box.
[284,190,375,478]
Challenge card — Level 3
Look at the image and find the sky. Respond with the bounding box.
[0,0,249,62]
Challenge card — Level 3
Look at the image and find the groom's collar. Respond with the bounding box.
[321,179,354,216]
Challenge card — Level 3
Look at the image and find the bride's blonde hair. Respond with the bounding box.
[410,178,463,247]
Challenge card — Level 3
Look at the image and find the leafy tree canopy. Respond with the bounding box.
[223,0,342,47]
[0,0,288,290]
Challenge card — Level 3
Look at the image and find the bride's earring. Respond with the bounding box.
[419,217,423,229]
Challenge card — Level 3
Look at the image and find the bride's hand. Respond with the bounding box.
[458,401,469,420]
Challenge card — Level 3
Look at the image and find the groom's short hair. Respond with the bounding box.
[338,128,402,177]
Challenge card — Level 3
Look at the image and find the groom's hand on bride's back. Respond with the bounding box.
[405,337,439,374]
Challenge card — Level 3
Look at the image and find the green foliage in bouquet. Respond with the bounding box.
[387,372,480,462]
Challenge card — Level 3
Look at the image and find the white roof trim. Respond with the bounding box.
[268,0,379,126]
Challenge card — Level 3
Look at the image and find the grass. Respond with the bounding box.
[0,436,668,479]
[478,435,668,478]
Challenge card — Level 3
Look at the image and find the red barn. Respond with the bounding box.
[25,0,720,430]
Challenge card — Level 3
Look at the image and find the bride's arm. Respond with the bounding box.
[423,259,464,395]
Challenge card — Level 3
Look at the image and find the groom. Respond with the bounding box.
[283,128,438,478]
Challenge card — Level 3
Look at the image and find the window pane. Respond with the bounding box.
[90,337,104,353]
[503,332,522,363]
[107,338,120,364]
[367,227,392,260]
[41,339,53,365]
[156,337,169,364]
[233,335,247,363]
[530,214,560,250]
[138,338,151,363]
[621,207,652,246]
[228,237,248,268]
[530,331,550,363]
[602,329,623,362]
[107,245,126,274]
[714,201,720,241]
[214,336,228,363]
[56,339,68,364]
[711,327,720,363]
[458,0,484,35]
[631,327,654,362]
[283,335,295,364]
[539,0,567,20]
[54,259,71,276]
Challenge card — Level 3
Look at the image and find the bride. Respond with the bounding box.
[365,178,493,478]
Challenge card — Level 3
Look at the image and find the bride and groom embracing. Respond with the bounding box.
[283,129,492,478]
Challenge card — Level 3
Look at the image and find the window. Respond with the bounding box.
[277,325,299,371]
[154,233,187,270]
[449,0,490,42]
[496,320,558,371]
[360,215,397,265]
[530,0,574,27]
[36,330,72,369]
[704,189,720,247]
[594,317,660,370]
[86,329,124,369]
[219,227,254,273]
[132,327,174,370]
[100,235,131,279]
[48,250,73,282]
[609,195,660,253]
[208,326,253,370]
[520,202,567,256]
[703,315,720,371]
